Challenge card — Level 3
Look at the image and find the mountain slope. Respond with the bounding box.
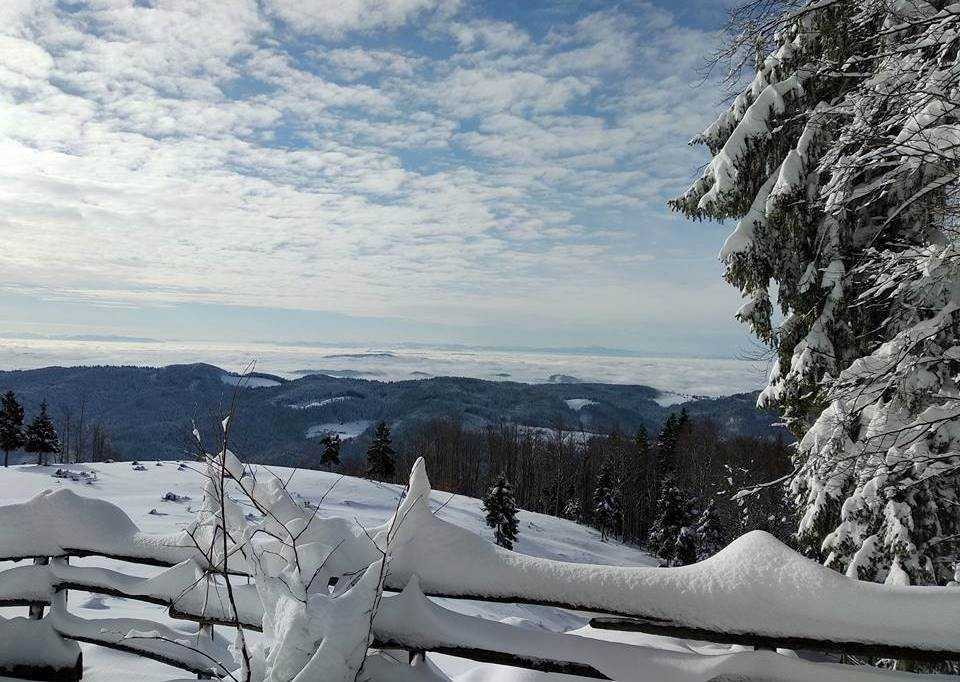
[0,364,786,463]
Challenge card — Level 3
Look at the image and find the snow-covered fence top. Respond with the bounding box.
[385,459,960,656]
[0,488,201,566]
[4,456,960,682]
[5,464,960,656]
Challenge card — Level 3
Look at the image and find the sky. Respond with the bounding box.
[0,0,749,358]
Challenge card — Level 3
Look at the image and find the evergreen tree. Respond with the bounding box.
[24,400,61,466]
[0,391,25,468]
[634,425,649,454]
[647,475,695,561]
[656,414,679,474]
[656,409,690,476]
[695,499,725,560]
[482,473,519,550]
[592,462,622,541]
[670,526,698,567]
[561,497,582,523]
[622,425,650,543]
[672,0,960,584]
[319,433,341,471]
[366,421,396,481]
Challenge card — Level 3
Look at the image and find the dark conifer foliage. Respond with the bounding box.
[647,475,696,563]
[592,462,621,541]
[319,433,341,471]
[0,391,25,468]
[670,526,698,567]
[696,499,725,561]
[482,473,520,550]
[24,400,61,466]
[366,421,396,481]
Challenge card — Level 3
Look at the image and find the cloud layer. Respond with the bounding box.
[0,0,743,350]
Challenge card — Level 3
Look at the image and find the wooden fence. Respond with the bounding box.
[1,472,959,681]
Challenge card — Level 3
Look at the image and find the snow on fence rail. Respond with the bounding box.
[384,460,960,656]
[1,453,960,682]
[0,489,202,566]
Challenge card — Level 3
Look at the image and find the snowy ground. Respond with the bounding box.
[0,460,676,682]
[304,419,374,440]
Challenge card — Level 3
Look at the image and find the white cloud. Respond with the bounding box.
[0,0,732,347]
[263,0,458,37]
[313,47,422,81]
[447,19,530,53]
[433,67,593,116]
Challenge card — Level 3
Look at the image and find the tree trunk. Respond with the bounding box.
[3,449,7,467]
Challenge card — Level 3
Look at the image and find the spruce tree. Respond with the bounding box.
[592,462,622,541]
[634,425,649,456]
[695,499,725,560]
[647,475,695,562]
[655,409,690,478]
[482,473,519,550]
[621,425,649,543]
[366,421,395,482]
[656,414,679,474]
[24,400,61,466]
[673,0,960,584]
[0,391,25,468]
[670,526,698,567]
[319,433,341,471]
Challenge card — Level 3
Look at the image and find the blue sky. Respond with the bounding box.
[0,0,749,357]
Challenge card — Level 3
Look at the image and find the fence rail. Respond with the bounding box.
[2,469,960,681]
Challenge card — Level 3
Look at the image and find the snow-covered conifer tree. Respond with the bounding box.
[562,496,582,523]
[673,0,960,584]
[670,526,698,567]
[695,499,725,560]
[319,432,341,471]
[482,473,520,549]
[647,475,695,561]
[24,400,60,466]
[592,462,622,541]
[366,421,396,482]
[0,391,25,468]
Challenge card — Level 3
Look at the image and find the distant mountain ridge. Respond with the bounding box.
[0,363,786,464]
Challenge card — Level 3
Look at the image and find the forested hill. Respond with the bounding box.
[0,363,785,464]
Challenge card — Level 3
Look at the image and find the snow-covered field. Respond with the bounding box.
[0,460,666,682]
[304,419,373,440]
[0,337,765,396]
[2,462,956,682]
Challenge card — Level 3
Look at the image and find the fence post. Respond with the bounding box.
[29,557,50,619]
[197,622,214,679]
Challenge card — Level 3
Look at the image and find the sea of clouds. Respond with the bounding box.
[0,337,766,397]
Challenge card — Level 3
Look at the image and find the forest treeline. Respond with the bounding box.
[337,409,794,562]
[2,380,792,563]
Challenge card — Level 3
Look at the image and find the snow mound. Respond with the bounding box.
[0,616,82,674]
